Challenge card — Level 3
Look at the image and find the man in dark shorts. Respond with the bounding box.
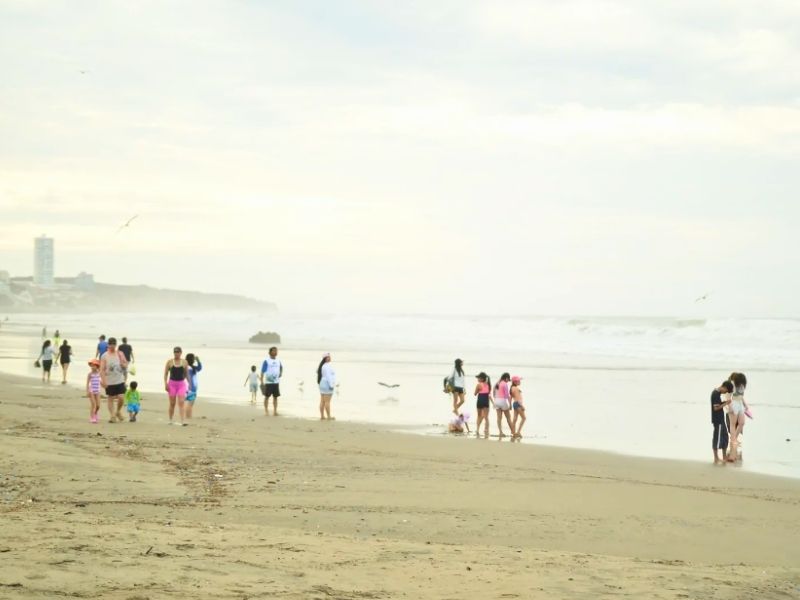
[118,337,134,381]
[260,346,283,416]
[100,337,128,422]
[711,380,733,464]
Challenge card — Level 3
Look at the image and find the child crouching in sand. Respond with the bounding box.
[86,359,101,423]
[125,381,141,422]
[511,376,525,439]
[448,412,470,434]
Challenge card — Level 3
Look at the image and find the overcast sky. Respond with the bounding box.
[2,0,799,316]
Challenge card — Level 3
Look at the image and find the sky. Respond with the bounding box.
[1,0,799,316]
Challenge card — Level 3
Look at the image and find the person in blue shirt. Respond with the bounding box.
[185,353,203,419]
[95,335,108,359]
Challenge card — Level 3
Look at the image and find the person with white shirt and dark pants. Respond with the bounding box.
[260,346,283,416]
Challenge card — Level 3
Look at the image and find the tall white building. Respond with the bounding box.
[34,235,54,285]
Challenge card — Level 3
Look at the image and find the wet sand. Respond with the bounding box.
[1,371,799,599]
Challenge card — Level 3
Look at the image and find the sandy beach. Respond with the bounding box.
[1,371,799,599]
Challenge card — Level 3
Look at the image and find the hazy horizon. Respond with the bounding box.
[2,1,799,317]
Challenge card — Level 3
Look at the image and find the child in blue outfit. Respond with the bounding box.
[125,381,141,422]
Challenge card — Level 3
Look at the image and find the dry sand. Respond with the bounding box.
[1,371,799,599]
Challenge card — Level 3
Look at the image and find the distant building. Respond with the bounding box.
[74,271,95,291]
[34,235,54,286]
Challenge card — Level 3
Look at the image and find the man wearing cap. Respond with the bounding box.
[99,337,128,422]
[260,346,283,416]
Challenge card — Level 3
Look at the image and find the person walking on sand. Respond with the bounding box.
[53,329,61,349]
[711,380,733,464]
[86,359,102,423]
[38,339,55,383]
[444,358,466,415]
[510,376,526,439]
[185,353,202,419]
[244,365,259,404]
[95,335,108,359]
[118,337,135,380]
[474,372,492,437]
[164,346,190,426]
[493,372,514,438]
[100,337,128,422]
[317,353,336,420]
[55,339,72,384]
[260,346,283,416]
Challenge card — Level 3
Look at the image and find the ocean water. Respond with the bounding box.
[0,311,798,478]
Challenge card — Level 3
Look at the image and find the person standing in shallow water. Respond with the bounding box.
[445,358,466,415]
[493,372,514,438]
[317,353,336,420]
[164,346,190,426]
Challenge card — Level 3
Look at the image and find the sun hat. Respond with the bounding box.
[88,359,100,366]
[475,371,488,379]
[511,375,522,384]
[322,352,331,359]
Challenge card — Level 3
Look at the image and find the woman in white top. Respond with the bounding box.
[38,340,55,382]
[444,358,466,414]
[727,372,749,462]
[317,353,337,420]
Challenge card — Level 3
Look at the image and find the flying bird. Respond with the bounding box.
[116,215,139,234]
[694,291,713,303]
[378,382,400,388]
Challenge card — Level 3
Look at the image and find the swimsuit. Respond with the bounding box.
[167,360,188,396]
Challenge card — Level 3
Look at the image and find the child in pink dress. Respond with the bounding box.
[86,359,102,423]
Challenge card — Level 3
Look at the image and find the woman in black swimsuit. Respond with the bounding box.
[163,346,190,426]
[56,340,72,384]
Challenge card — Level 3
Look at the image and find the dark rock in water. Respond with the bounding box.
[249,331,281,344]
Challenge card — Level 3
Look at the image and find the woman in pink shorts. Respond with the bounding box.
[164,346,190,426]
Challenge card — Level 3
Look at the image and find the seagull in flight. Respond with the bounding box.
[694,291,713,303]
[116,215,139,234]
[378,382,400,388]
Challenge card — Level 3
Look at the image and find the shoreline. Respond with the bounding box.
[2,369,800,597]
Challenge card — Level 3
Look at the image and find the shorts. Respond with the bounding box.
[451,386,465,394]
[476,393,490,410]
[42,360,53,372]
[319,382,334,396]
[60,358,70,365]
[106,382,127,397]
[127,403,140,413]
[494,398,510,411]
[167,379,187,397]
[249,382,259,393]
[512,401,524,411]
[712,422,729,450]
[730,400,745,416]
[262,383,281,398]
[186,391,197,402]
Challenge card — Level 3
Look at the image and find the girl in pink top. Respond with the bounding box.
[474,372,492,437]
[493,372,514,438]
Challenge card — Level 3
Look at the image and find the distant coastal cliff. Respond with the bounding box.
[0,276,276,312]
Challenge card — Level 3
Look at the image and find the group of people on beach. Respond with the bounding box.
[444,359,526,439]
[243,348,338,420]
[711,372,751,464]
[38,332,339,425]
